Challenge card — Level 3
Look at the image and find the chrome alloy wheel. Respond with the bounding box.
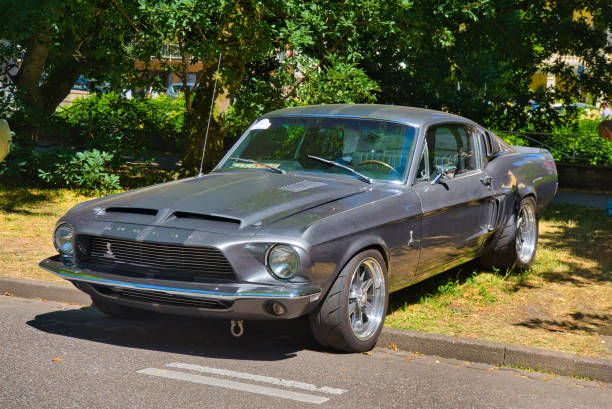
[516,200,537,264]
[347,257,386,340]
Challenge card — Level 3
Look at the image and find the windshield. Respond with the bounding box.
[218,116,417,182]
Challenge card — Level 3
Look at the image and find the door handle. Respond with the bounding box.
[480,176,492,186]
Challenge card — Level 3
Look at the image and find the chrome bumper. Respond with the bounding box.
[39,256,322,319]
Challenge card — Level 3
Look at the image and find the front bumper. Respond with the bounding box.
[39,256,322,320]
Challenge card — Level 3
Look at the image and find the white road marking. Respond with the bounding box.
[166,362,347,395]
[137,368,329,404]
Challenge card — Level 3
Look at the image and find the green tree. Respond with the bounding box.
[0,0,141,137]
[2,0,610,177]
[134,0,397,174]
[134,0,280,173]
[361,1,612,130]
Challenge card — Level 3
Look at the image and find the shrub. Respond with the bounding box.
[0,139,37,178]
[38,149,121,195]
[52,93,186,162]
[496,113,612,166]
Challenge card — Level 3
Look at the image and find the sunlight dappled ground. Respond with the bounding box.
[0,187,94,283]
[387,203,611,358]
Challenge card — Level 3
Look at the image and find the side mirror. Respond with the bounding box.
[430,165,457,185]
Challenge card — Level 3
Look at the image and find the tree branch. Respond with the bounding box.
[110,0,141,33]
[177,37,193,115]
[285,28,352,99]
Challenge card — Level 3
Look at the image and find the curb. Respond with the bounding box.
[0,277,91,305]
[378,328,612,384]
[2,277,610,383]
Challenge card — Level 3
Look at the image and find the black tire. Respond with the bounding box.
[91,294,153,320]
[480,196,538,271]
[309,249,388,352]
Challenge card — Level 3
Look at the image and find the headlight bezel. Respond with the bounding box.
[53,222,75,257]
[266,244,300,281]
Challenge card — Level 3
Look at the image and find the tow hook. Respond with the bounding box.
[230,320,244,337]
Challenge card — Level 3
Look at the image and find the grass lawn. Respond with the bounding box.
[1,185,610,358]
[0,187,94,283]
[387,203,612,359]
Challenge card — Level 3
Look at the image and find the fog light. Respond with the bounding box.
[266,302,286,316]
[272,302,286,316]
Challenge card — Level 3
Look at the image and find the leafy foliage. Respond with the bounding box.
[53,93,186,158]
[497,115,612,166]
[38,149,121,194]
[362,1,612,129]
[2,0,612,179]
[221,56,380,146]
[0,139,41,178]
[292,60,380,105]
[0,0,142,138]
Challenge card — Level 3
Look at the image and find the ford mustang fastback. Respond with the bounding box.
[40,104,557,352]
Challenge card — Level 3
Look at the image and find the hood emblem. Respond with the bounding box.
[104,242,116,259]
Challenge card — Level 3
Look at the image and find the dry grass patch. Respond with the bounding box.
[0,187,94,283]
[387,203,612,358]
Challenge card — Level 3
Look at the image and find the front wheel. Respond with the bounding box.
[309,249,388,352]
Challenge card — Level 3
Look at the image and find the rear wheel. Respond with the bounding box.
[481,196,538,271]
[309,249,388,352]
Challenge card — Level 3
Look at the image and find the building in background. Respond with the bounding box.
[135,44,204,95]
[530,11,611,105]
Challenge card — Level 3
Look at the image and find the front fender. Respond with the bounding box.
[309,233,391,300]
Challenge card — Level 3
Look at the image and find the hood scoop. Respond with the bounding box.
[172,211,242,225]
[106,207,158,216]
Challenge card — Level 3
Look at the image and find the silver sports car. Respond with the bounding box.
[40,105,557,352]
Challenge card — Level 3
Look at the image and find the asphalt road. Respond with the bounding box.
[1,296,610,409]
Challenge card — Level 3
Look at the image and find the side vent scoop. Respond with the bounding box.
[106,207,158,216]
[173,211,241,225]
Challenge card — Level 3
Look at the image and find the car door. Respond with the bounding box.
[413,123,496,275]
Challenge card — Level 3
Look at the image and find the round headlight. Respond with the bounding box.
[53,223,74,256]
[267,245,299,280]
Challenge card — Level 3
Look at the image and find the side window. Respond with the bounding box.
[426,124,478,174]
[415,143,429,182]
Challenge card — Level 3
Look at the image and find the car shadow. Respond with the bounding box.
[388,260,482,313]
[27,306,321,362]
[389,203,612,316]
[535,203,612,286]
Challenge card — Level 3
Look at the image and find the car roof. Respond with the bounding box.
[263,104,472,127]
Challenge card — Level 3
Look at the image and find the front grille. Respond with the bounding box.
[93,285,232,310]
[78,235,235,282]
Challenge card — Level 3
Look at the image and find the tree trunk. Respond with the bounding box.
[10,33,52,140]
[181,53,247,175]
[40,60,88,116]
[10,30,89,139]
[11,35,50,109]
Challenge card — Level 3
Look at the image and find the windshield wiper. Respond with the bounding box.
[228,157,286,174]
[307,155,372,184]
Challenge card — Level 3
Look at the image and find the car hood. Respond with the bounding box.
[69,171,370,233]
